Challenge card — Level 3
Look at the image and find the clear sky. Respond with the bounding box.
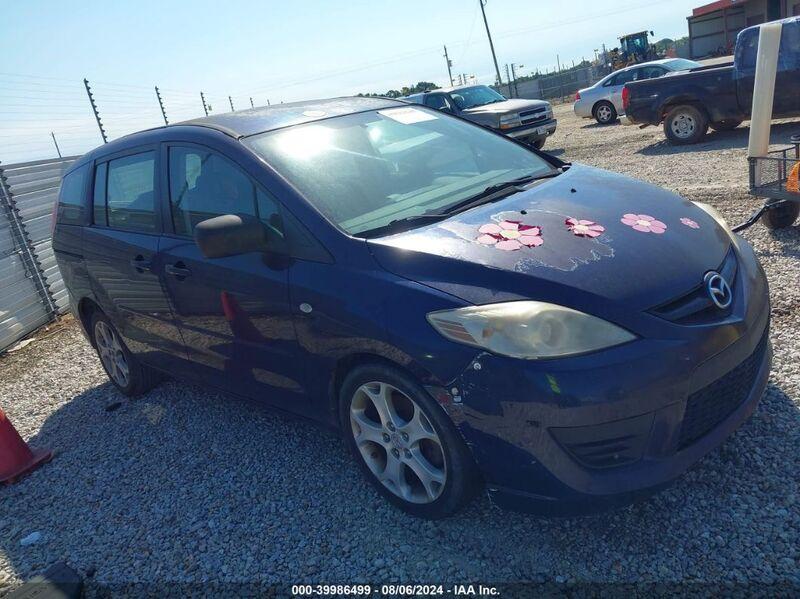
[1,0,702,163]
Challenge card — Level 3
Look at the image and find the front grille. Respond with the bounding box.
[650,247,737,324]
[519,106,548,125]
[677,329,768,450]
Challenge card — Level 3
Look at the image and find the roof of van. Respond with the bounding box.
[176,96,404,138]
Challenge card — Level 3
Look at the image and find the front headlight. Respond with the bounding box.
[693,202,734,237]
[427,301,636,360]
[499,113,522,129]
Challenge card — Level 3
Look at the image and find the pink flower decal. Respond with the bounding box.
[565,218,605,238]
[477,220,543,251]
[620,213,667,234]
[680,217,700,229]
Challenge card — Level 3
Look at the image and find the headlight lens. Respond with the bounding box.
[427,301,636,360]
[693,202,734,237]
[499,113,522,129]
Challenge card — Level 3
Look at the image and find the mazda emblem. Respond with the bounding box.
[704,271,732,310]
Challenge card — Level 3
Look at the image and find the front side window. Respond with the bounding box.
[449,86,506,109]
[246,106,555,237]
[168,147,286,249]
[56,164,89,225]
[97,152,157,233]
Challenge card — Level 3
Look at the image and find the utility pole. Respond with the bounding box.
[556,54,564,100]
[511,63,521,97]
[200,92,209,116]
[50,132,61,158]
[229,96,235,112]
[443,45,454,86]
[479,0,504,87]
[250,97,255,108]
[155,86,169,125]
[83,78,107,144]
[505,64,512,97]
[267,99,271,106]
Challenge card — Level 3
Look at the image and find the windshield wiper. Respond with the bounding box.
[359,171,561,238]
[440,171,561,216]
[359,212,451,238]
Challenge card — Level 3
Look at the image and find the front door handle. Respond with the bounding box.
[130,256,152,272]
[165,263,192,279]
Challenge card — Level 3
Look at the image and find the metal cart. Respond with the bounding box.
[736,133,800,231]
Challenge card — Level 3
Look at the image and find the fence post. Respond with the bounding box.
[83,78,107,144]
[51,132,62,158]
[155,86,169,125]
[0,162,58,319]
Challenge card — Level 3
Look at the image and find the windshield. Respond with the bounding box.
[667,58,701,71]
[449,86,506,109]
[245,107,554,236]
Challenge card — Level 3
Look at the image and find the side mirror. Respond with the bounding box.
[194,213,267,258]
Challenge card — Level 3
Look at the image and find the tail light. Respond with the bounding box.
[622,86,630,111]
[575,91,581,101]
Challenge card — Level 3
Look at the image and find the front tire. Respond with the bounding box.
[663,105,708,144]
[339,364,479,519]
[593,101,617,125]
[763,200,800,230]
[91,312,160,397]
[531,138,545,150]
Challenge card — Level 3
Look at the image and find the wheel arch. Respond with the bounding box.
[77,296,103,347]
[328,352,442,429]
[659,95,709,122]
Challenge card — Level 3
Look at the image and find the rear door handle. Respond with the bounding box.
[130,256,152,272]
[165,263,192,278]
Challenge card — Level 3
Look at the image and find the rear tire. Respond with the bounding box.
[339,363,480,519]
[593,101,617,125]
[763,200,800,230]
[91,312,161,397]
[709,119,742,132]
[663,105,708,145]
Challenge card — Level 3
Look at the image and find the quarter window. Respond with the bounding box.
[94,152,157,233]
[56,164,89,225]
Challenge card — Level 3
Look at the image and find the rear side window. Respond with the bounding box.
[779,20,800,71]
[93,152,157,233]
[56,165,89,225]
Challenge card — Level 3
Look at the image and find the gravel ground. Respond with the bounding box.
[1,104,798,592]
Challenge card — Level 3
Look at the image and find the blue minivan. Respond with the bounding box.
[53,97,771,518]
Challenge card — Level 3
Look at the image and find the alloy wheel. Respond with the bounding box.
[95,321,130,388]
[350,381,446,504]
[597,105,612,123]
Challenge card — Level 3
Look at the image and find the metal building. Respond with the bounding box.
[688,0,800,59]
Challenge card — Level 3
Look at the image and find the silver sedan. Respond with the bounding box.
[574,58,701,125]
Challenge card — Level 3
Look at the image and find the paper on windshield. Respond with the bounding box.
[378,107,438,124]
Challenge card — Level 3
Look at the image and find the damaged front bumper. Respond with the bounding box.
[433,242,771,515]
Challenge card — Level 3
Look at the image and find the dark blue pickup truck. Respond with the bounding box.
[624,16,800,144]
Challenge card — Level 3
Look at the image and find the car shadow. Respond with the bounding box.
[1,369,798,584]
[541,147,565,157]
[580,120,620,130]
[638,121,800,156]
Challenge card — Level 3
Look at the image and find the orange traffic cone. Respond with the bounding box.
[0,407,52,484]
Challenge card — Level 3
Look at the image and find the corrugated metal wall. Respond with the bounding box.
[0,156,77,352]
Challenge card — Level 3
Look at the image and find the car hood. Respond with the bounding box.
[462,98,550,116]
[366,164,732,315]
